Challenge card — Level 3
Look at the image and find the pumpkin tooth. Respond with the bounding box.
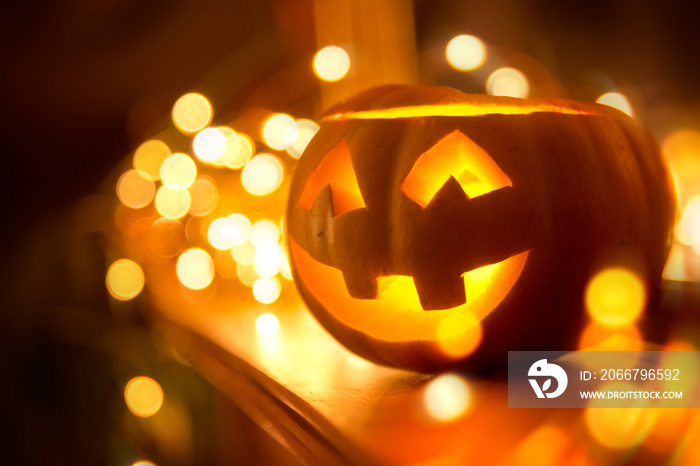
[425,176,470,211]
[342,270,379,299]
[413,271,466,310]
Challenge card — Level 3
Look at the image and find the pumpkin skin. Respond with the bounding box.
[286,84,676,373]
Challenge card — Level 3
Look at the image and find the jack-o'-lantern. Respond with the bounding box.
[286,85,675,372]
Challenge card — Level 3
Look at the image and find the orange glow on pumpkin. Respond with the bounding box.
[297,140,366,216]
[401,130,512,207]
[290,238,528,354]
[326,102,595,121]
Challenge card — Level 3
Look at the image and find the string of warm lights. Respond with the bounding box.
[108,92,309,309]
[107,34,700,466]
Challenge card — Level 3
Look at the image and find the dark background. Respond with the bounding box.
[1,1,698,464]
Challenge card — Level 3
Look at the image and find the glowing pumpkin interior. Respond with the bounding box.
[289,105,565,358]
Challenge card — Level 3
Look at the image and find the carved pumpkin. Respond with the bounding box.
[286,85,675,372]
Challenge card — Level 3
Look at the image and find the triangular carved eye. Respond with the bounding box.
[297,140,367,216]
[401,130,512,207]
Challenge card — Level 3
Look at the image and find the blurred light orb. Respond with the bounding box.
[106,259,145,300]
[287,119,320,159]
[280,255,292,280]
[117,170,156,209]
[585,383,653,449]
[585,268,646,328]
[160,153,196,190]
[662,129,700,183]
[250,219,280,247]
[424,373,471,422]
[188,178,218,217]
[226,134,254,169]
[237,263,261,287]
[436,312,482,358]
[446,35,485,71]
[215,126,240,165]
[597,92,634,117]
[131,462,156,466]
[676,195,700,246]
[231,241,257,266]
[486,67,528,98]
[133,139,171,181]
[578,322,643,352]
[256,312,280,334]
[155,185,191,219]
[193,127,227,162]
[253,277,282,304]
[254,242,285,277]
[124,376,163,418]
[176,248,215,290]
[172,93,212,133]
[313,46,350,82]
[228,213,252,245]
[241,154,283,195]
[207,217,239,250]
[262,114,298,150]
[147,217,186,259]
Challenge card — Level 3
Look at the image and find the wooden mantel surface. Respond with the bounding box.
[145,263,700,466]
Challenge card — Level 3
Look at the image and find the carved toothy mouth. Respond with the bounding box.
[290,238,529,351]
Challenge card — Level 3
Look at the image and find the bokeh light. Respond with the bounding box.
[241,154,283,195]
[486,67,528,98]
[172,93,212,134]
[424,373,471,422]
[255,312,280,335]
[124,376,164,418]
[176,248,215,290]
[207,217,239,250]
[228,213,252,244]
[596,92,634,117]
[237,263,261,287]
[188,178,218,217]
[117,170,156,209]
[313,46,350,82]
[231,241,256,266]
[436,312,482,358]
[106,259,145,300]
[663,129,700,188]
[280,254,293,280]
[160,153,196,190]
[225,134,254,169]
[250,219,280,247]
[253,277,281,304]
[585,383,653,449]
[262,114,298,150]
[585,268,646,327]
[446,35,485,71]
[254,242,284,277]
[578,323,643,351]
[215,126,241,166]
[206,214,250,250]
[131,461,156,466]
[675,195,700,250]
[193,127,227,162]
[287,119,319,159]
[133,139,170,181]
[147,218,186,259]
[155,185,191,219]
